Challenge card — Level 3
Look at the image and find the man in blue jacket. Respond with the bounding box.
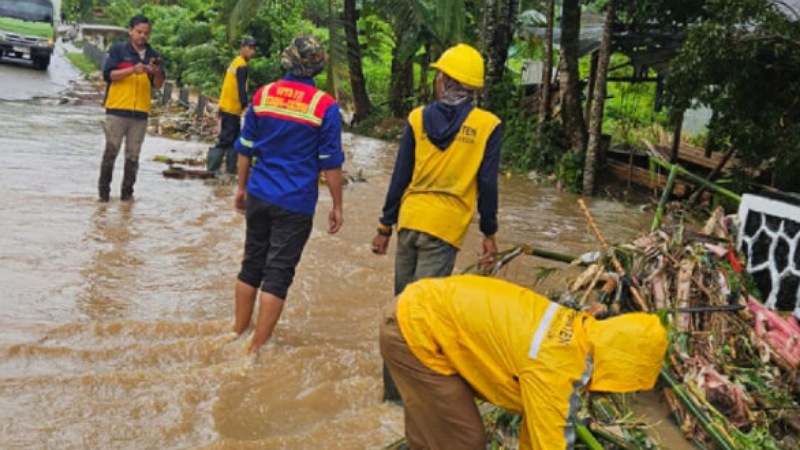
[231,35,344,355]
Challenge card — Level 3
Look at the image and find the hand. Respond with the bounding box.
[328,207,343,234]
[371,234,390,255]
[132,63,147,75]
[234,189,247,214]
[479,236,498,270]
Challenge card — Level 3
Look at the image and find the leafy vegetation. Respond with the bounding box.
[64,51,96,75]
[64,0,800,193]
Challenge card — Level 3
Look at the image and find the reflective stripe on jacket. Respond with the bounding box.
[397,106,500,248]
[396,275,666,450]
[252,80,335,126]
[218,55,247,115]
[234,77,344,215]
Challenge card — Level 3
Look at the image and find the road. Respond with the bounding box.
[0,40,80,100]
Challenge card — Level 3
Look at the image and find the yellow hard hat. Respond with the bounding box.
[430,43,485,89]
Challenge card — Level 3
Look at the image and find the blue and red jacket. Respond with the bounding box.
[234,75,344,215]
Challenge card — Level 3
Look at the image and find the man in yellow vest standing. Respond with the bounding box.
[371,43,503,400]
[208,36,256,175]
[97,14,165,202]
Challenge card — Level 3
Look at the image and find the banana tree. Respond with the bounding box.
[375,0,467,117]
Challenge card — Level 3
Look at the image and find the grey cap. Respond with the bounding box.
[241,36,257,47]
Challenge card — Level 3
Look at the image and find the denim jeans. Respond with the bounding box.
[394,229,458,296]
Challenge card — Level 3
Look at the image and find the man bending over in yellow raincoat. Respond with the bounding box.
[380,274,667,450]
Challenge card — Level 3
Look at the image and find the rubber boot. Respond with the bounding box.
[224,147,238,175]
[207,146,224,173]
[121,159,139,201]
[98,156,115,202]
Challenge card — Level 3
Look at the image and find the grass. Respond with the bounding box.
[65,51,98,77]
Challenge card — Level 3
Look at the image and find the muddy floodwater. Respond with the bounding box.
[0,45,692,449]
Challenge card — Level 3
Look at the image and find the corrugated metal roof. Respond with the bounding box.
[773,0,800,19]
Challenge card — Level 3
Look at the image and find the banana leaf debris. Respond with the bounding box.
[460,202,800,449]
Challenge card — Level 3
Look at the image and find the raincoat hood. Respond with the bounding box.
[422,101,474,150]
[586,313,667,392]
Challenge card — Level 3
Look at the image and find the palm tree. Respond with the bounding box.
[377,0,467,117]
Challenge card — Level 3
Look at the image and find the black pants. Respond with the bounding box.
[238,196,313,300]
[207,111,240,173]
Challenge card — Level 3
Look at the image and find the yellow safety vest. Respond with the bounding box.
[105,72,153,114]
[398,106,501,248]
[218,55,248,115]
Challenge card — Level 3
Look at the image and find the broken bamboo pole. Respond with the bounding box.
[577,199,649,312]
[649,157,742,203]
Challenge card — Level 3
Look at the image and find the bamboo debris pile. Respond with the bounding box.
[559,203,800,449]
[468,201,800,449]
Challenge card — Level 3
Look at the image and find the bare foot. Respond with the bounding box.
[222,331,240,344]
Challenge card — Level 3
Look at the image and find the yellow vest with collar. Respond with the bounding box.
[105,72,153,114]
[219,55,248,115]
[398,105,500,248]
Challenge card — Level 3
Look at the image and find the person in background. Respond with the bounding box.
[231,34,344,355]
[380,274,668,450]
[97,13,165,202]
[207,36,257,175]
[370,43,503,400]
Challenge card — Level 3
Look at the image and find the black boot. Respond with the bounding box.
[121,158,139,201]
[98,155,115,202]
[207,146,224,173]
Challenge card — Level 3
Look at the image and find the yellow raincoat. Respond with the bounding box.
[396,275,667,450]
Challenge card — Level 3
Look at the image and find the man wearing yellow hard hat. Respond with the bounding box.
[371,43,503,401]
[379,275,668,450]
[371,43,502,283]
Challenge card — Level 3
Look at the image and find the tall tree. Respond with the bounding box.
[583,0,615,196]
[538,0,556,125]
[343,0,372,124]
[664,0,800,191]
[558,0,587,153]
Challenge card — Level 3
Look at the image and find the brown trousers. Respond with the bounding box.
[98,114,148,199]
[379,296,486,450]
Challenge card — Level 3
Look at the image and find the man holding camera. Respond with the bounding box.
[97,13,165,202]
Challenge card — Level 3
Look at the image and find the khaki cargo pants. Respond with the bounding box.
[379,295,486,450]
[98,114,148,200]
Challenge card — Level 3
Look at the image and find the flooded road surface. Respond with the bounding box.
[0,45,690,449]
[0,42,80,101]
